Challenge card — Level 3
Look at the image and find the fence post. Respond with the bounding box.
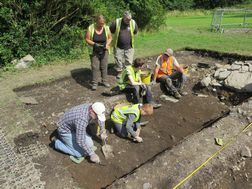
[243,10,247,27]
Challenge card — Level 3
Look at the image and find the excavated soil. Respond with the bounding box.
[15,51,241,189]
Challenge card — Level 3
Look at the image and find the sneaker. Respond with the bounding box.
[153,103,162,109]
[174,92,182,99]
[140,121,149,126]
[102,82,110,88]
[50,136,57,142]
[70,156,85,164]
[92,84,97,90]
[116,72,122,79]
[180,91,188,96]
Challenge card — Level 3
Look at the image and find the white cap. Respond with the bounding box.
[164,48,173,56]
[92,102,106,122]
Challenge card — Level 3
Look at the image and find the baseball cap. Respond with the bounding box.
[92,102,106,122]
[164,48,173,56]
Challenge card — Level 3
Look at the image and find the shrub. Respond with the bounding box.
[128,0,166,30]
[160,0,194,11]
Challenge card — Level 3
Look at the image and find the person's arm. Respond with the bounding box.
[75,119,95,156]
[128,75,142,85]
[126,67,142,85]
[153,64,160,82]
[85,30,95,46]
[98,120,106,135]
[173,57,184,73]
[125,114,137,138]
[153,56,162,82]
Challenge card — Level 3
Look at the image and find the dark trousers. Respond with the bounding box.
[157,72,184,94]
[122,85,153,104]
[90,51,108,85]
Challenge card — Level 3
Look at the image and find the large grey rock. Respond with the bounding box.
[22,54,35,62]
[224,71,252,92]
[241,65,249,72]
[230,64,241,71]
[215,63,223,69]
[214,69,231,80]
[234,61,244,65]
[200,76,211,87]
[211,79,222,87]
[15,54,35,69]
[248,63,252,72]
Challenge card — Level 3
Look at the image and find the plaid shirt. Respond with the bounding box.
[57,103,104,156]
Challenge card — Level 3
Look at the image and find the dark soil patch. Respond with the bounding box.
[15,51,231,189]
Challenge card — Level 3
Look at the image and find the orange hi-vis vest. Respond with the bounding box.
[157,56,174,78]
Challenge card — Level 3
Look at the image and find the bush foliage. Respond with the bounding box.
[0,0,250,67]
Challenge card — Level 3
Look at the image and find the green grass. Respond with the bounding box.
[135,12,252,57]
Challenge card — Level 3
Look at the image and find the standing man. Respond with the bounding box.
[53,102,108,164]
[110,11,138,78]
[152,48,186,99]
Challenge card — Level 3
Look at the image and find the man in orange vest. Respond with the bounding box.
[152,48,186,99]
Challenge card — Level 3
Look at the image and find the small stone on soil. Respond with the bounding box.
[241,146,251,158]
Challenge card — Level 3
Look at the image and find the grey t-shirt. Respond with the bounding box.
[110,19,138,50]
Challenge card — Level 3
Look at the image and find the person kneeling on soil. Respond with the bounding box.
[52,102,108,164]
[116,58,161,108]
[111,103,153,142]
[152,48,187,99]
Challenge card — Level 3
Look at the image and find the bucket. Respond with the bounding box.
[180,64,189,76]
[140,71,151,85]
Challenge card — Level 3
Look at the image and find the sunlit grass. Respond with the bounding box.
[135,11,252,57]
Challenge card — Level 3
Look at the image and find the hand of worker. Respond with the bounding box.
[105,43,110,49]
[93,43,99,48]
[150,80,156,86]
[94,43,103,48]
[134,136,143,143]
[90,153,100,163]
[100,130,108,140]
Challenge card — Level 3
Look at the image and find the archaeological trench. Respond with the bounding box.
[1,49,251,189]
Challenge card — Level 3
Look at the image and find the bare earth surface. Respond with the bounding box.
[0,51,251,189]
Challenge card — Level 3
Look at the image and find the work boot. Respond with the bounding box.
[70,156,85,164]
[153,103,162,109]
[179,90,188,96]
[91,84,97,91]
[133,136,143,143]
[174,91,182,99]
[102,82,110,88]
[151,101,162,109]
[116,71,122,79]
[140,121,149,126]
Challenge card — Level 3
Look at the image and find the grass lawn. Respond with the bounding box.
[135,12,252,57]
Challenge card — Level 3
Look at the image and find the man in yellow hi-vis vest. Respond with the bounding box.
[152,48,187,99]
[110,11,138,78]
[111,103,153,143]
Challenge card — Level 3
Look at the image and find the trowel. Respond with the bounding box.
[101,139,114,159]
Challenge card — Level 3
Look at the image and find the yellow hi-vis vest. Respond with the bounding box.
[117,65,141,90]
[114,18,136,48]
[157,56,174,78]
[87,24,110,54]
[111,104,140,124]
